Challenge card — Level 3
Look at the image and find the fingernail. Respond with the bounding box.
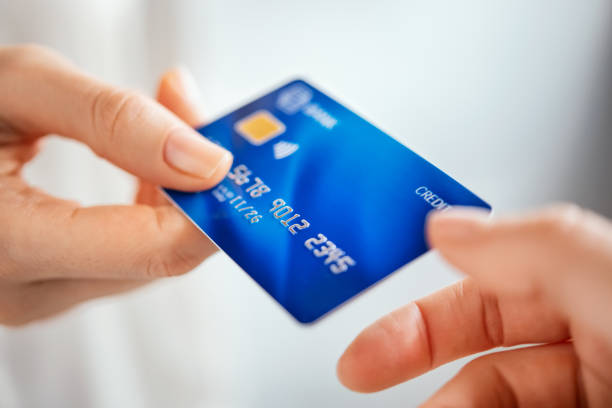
[164,127,232,179]
[427,208,491,240]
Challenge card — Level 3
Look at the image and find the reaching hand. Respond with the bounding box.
[338,205,612,407]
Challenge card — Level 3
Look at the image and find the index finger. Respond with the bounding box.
[1,180,215,281]
[336,279,569,393]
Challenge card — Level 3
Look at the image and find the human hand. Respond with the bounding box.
[0,45,232,326]
[337,205,612,407]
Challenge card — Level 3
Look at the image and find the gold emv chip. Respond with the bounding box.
[234,110,286,145]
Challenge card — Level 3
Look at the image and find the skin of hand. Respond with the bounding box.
[337,205,612,407]
[0,44,232,326]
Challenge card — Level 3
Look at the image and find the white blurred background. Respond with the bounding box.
[0,1,611,407]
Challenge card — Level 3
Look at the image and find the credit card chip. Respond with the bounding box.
[235,110,286,145]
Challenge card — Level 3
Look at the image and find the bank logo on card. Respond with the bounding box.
[273,141,299,160]
[276,83,313,114]
[235,110,285,146]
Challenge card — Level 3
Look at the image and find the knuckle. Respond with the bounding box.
[89,87,147,155]
[145,253,174,277]
[480,291,505,347]
[0,43,59,71]
[460,356,516,403]
[142,207,205,278]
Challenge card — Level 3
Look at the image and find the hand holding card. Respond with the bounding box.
[0,45,228,326]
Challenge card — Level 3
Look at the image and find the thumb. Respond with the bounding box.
[426,204,612,332]
[136,67,213,205]
[0,45,232,191]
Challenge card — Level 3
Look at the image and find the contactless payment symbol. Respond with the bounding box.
[235,110,286,146]
[273,141,299,160]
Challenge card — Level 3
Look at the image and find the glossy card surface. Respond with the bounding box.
[164,79,490,323]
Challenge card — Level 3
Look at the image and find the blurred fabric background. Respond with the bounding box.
[0,1,611,407]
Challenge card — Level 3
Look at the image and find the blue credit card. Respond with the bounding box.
[164,79,490,323]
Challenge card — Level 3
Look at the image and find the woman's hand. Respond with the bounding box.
[0,45,232,326]
[337,205,612,407]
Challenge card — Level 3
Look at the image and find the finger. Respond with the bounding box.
[0,44,232,191]
[337,279,568,392]
[427,205,612,333]
[421,343,584,408]
[0,278,151,326]
[156,67,207,127]
[3,181,215,280]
